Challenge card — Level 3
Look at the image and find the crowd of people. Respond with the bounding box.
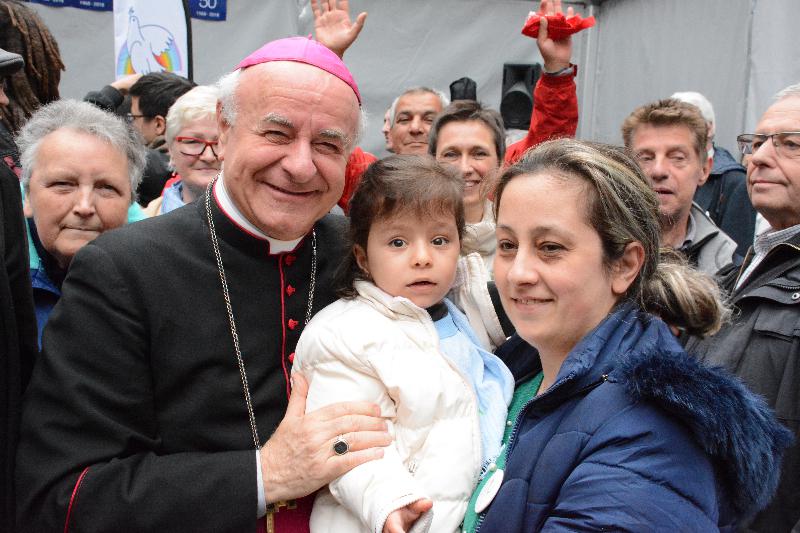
[1,0,798,531]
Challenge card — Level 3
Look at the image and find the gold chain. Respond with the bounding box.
[204,177,317,449]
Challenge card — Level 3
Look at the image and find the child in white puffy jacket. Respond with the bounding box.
[292,155,514,533]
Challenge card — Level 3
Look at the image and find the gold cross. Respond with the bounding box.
[264,500,297,533]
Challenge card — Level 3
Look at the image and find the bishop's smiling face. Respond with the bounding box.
[216,61,360,240]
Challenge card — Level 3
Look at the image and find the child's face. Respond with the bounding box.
[355,209,460,309]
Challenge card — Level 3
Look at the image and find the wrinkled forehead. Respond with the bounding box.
[238,61,359,132]
[395,92,442,117]
[631,123,695,148]
[758,97,800,133]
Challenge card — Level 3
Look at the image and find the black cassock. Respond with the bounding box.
[17,195,347,532]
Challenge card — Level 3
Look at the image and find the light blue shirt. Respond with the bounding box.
[434,300,514,466]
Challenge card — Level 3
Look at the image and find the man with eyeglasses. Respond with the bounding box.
[685,83,800,532]
[127,73,196,205]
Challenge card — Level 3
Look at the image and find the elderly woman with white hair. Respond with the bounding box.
[144,85,221,216]
[18,99,146,345]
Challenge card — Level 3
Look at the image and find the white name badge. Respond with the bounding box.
[474,469,504,514]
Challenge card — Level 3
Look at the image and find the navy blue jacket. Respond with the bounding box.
[694,145,756,258]
[478,304,792,532]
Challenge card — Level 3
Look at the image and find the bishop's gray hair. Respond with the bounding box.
[215,67,365,150]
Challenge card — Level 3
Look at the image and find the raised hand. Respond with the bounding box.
[110,73,143,94]
[537,0,574,72]
[311,0,367,59]
[259,373,391,503]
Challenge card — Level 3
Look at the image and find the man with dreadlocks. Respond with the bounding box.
[0,0,64,174]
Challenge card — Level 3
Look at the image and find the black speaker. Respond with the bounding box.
[500,63,541,130]
[450,77,477,102]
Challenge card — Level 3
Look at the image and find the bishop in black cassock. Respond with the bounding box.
[16,35,385,533]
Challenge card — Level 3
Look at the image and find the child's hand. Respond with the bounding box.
[382,498,433,533]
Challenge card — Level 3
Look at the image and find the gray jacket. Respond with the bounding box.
[685,231,800,532]
[680,202,738,275]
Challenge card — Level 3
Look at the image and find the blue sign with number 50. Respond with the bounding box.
[188,0,226,21]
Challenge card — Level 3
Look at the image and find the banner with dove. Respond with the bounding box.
[114,0,189,79]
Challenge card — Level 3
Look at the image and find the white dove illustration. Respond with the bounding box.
[126,8,174,74]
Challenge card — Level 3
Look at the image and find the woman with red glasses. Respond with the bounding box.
[144,85,221,216]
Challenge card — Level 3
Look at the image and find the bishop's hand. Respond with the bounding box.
[259,372,390,502]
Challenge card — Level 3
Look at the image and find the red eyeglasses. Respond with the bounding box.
[175,136,219,158]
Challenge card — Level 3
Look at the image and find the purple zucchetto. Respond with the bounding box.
[234,36,361,105]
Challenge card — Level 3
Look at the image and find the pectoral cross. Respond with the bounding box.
[264,500,297,533]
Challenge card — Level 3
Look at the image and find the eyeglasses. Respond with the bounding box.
[124,113,150,124]
[737,132,800,160]
[175,136,219,158]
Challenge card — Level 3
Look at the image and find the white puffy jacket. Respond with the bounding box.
[293,280,483,533]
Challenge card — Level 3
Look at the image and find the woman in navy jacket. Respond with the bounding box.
[465,139,792,532]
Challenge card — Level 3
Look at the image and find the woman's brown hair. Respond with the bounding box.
[493,139,729,337]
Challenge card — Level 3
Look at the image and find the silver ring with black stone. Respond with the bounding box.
[332,435,349,456]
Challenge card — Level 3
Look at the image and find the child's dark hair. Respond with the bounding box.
[337,154,465,298]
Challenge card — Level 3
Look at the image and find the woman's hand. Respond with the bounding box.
[382,498,433,533]
[536,0,575,72]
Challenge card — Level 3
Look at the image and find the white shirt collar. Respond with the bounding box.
[213,172,303,254]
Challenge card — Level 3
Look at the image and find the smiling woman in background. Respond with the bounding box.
[430,101,505,272]
[464,138,792,532]
[19,99,146,345]
[144,85,221,216]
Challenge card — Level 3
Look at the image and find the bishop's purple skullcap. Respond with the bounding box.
[235,36,361,105]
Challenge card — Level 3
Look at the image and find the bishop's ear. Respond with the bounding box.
[215,101,228,161]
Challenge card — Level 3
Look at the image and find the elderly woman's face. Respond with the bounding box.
[24,129,131,269]
[493,173,625,360]
[168,115,220,202]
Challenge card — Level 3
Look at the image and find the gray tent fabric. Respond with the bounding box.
[30,0,800,158]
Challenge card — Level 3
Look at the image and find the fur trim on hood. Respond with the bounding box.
[615,343,794,521]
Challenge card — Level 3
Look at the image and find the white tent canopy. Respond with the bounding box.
[32,0,800,158]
